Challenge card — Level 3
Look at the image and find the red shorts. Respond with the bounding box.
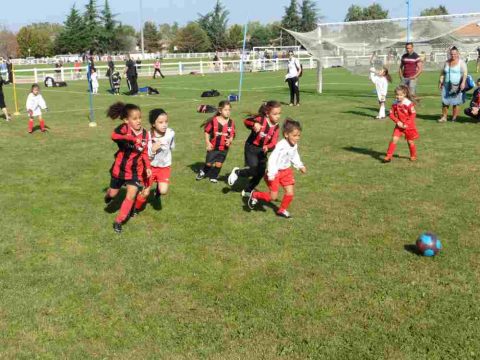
[265,168,295,192]
[146,166,171,187]
[393,126,419,141]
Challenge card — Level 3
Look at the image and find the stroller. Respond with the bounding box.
[111,72,121,95]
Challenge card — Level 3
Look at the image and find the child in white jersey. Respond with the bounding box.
[26,84,48,133]
[132,108,175,215]
[369,64,392,119]
[90,68,99,94]
[248,118,306,218]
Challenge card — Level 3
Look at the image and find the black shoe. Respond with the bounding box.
[104,195,113,204]
[130,208,140,218]
[154,187,161,199]
[113,222,122,233]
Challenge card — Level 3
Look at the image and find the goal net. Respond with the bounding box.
[285,13,480,84]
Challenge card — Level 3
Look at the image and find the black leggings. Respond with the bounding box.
[287,77,300,105]
[127,76,138,94]
[237,143,267,192]
[153,69,164,78]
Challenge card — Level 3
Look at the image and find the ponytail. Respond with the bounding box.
[247,100,281,119]
[106,102,140,120]
[200,100,231,128]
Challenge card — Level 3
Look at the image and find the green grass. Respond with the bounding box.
[1,67,480,359]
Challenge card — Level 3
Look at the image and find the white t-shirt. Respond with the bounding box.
[286,57,301,79]
[267,138,304,180]
[148,128,175,168]
[26,93,47,117]
[91,72,99,87]
[369,67,389,101]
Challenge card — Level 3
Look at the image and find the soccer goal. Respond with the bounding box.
[285,13,480,93]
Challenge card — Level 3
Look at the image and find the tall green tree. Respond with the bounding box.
[100,0,117,52]
[281,0,301,45]
[55,5,88,54]
[344,3,389,21]
[17,23,62,57]
[84,0,101,53]
[249,24,273,47]
[174,22,211,53]
[198,0,229,50]
[111,23,137,53]
[227,24,244,48]
[300,0,319,32]
[0,28,18,57]
[143,21,161,52]
[420,6,448,16]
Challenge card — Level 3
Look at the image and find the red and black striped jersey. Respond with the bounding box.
[244,116,279,151]
[110,123,151,180]
[204,116,235,151]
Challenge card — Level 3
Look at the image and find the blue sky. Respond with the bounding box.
[1,0,478,31]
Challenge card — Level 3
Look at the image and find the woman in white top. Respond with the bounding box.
[285,51,302,106]
[438,46,468,122]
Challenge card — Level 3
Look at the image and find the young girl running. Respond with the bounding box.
[132,108,175,216]
[228,100,281,196]
[26,84,48,133]
[196,100,235,183]
[369,65,392,119]
[103,102,151,233]
[248,119,306,219]
[384,85,419,163]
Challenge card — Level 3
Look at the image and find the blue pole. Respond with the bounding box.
[406,0,411,42]
[238,24,248,102]
[87,62,96,126]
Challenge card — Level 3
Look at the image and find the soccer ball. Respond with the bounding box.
[416,232,442,257]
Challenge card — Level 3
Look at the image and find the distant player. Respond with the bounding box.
[248,119,307,219]
[476,46,480,73]
[132,108,175,216]
[384,85,419,163]
[104,102,151,233]
[90,68,99,94]
[0,74,11,121]
[153,58,165,79]
[111,72,121,95]
[26,84,47,133]
[196,100,235,183]
[228,101,281,197]
[369,56,392,119]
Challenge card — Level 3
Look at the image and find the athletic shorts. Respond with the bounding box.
[110,176,143,190]
[0,92,5,109]
[265,168,295,192]
[393,126,419,141]
[147,166,171,186]
[206,150,228,165]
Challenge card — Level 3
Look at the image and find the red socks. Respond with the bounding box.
[386,142,397,158]
[28,118,34,133]
[253,191,272,202]
[115,198,134,223]
[134,194,147,211]
[39,119,45,132]
[279,194,294,212]
[408,142,417,159]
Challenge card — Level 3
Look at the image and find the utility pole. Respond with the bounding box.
[140,0,145,55]
[406,0,411,42]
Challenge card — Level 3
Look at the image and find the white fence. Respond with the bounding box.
[12,57,319,84]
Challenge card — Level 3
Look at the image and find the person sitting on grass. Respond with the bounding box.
[464,78,480,121]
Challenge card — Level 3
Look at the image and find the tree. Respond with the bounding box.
[344,3,389,21]
[0,28,18,57]
[174,22,211,53]
[281,0,301,45]
[100,0,117,53]
[227,24,244,49]
[420,6,448,17]
[111,23,137,53]
[84,0,101,53]
[143,21,161,52]
[198,0,229,50]
[55,5,88,54]
[300,0,319,32]
[17,23,62,57]
[249,24,273,47]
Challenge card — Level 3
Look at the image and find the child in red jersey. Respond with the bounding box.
[26,84,48,133]
[132,108,175,216]
[228,101,281,196]
[384,85,419,163]
[196,100,235,183]
[104,102,151,233]
[248,119,306,219]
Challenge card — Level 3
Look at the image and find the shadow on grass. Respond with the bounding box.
[404,244,422,257]
[343,110,377,118]
[30,125,51,133]
[343,146,411,162]
[187,162,204,174]
[242,197,279,215]
[416,113,479,124]
[103,188,126,214]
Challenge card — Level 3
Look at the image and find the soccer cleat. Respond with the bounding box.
[154,187,161,199]
[277,209,292,219]
[210,178,218,183]
[383,156,392,163]
[228,167,239,186]
[104,194,113,204]
[130,208,140,218]
[113,222,122,233]
[241,190,251,198]
[196,170,206,181]
[247,192,258,210]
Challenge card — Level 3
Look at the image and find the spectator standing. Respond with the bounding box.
[399,42,423,97]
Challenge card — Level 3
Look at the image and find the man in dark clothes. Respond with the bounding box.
[0,75,11,121]
[125,55,138,95]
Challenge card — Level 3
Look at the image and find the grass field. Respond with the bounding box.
[1,67,480,359]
